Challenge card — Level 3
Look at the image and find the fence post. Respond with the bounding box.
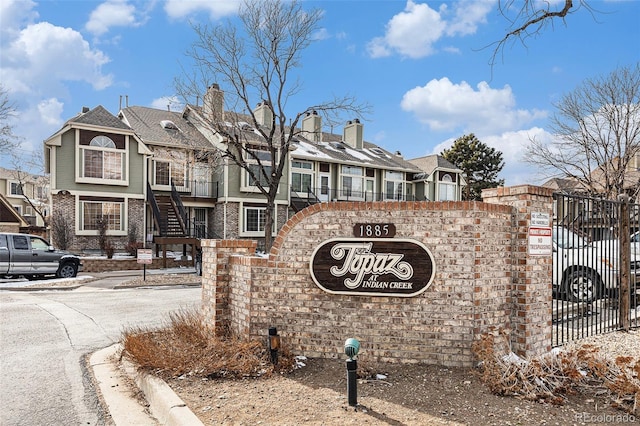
[618,194,630,331]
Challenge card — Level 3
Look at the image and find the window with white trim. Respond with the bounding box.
[242,144,274,190]
[340,165,364,199]
[243,206,267,233]
[153,149,188,187]
[79,135,126,182]
[80,200,124,232]
[291,160,313,193]
[384,171,405,201]
[9,181,23,196]
[438,173,457,201]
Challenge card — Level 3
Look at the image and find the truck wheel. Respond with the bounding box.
[57,262,78,278]
[564,269,601,303]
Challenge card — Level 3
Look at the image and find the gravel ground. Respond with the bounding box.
[166,329,639,426]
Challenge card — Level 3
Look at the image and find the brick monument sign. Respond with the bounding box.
[201,185,553,367]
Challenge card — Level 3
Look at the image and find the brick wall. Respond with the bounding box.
[201,186,554,366]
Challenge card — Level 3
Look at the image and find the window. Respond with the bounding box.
[340,165,364,199]
[438,173,457,201]
[80,200,124,232]
[10,182,23,196]
[12,235,29,250]
[384,171,405,201]
[153,149,188,187]
[244,206,267,233]
[79,135,126,182]
[291,160,313,193]
[242,144,274,190]
[30,236,49,250]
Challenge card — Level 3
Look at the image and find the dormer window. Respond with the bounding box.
[160,120,179,130]
[438,173,456,201]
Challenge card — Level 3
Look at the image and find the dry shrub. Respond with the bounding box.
[472,329,639,415]
[122,308,295,379]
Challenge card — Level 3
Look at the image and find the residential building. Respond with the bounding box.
[0,193,28,233]
[407,155,465,201]
[44,105,150,251]
[45,89,466,252]
[0,166,49,230]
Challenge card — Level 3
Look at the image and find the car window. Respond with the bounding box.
[30,237,50,251]
[12,235,29,250]
[553,227,587,249]
[0,235,7,249]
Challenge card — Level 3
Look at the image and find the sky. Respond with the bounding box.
[1,0,639,185]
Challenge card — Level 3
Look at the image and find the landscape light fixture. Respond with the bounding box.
[268,327,280,365]
[344,338,360,407]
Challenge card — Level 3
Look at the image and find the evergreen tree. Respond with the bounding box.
[441,134,505,201]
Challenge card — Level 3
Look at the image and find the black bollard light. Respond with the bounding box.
[268,327,280,365]
[344,338,360,407]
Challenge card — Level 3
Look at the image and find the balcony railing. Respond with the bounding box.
[152,180,220,198]
[291,186,429,202]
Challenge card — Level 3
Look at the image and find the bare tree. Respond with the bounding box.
[8,151,50,227]
[524,63,640,200]
[176,0,368,250]
[491,1,597,66]
[50,211,74,250]
[0,84,18,155]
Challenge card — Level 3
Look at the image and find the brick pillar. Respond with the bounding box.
[482,185,554,358]
[201,239,257,336]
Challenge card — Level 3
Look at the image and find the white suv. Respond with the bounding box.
[553,227,639,302]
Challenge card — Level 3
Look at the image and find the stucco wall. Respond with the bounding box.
[201,185,553,367]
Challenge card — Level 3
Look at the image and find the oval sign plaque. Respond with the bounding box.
[309,238,436,297]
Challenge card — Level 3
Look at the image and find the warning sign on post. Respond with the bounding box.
[528,227,552,256]
[137,248,153,264]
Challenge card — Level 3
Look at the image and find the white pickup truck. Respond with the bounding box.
[0,233,82,280]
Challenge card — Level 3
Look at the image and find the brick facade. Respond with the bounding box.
[201,186,555,366]
[51,194,145,252]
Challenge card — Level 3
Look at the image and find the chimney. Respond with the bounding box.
[203,84,224,122]
[302,110,322,142]
[343,118,363,149]
[253,101,273,128]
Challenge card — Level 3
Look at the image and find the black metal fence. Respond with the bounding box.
[552,193,640,346]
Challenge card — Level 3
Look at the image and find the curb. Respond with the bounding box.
[0,284,82,291]
[90,344,204,426]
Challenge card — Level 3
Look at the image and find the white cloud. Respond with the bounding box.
[446,0,495,36]
[367,1,446,59]
[150,96,183,112]
[85,0,146,36]
[2,22,113,93]
[164,0,240,20]
[430,127,554,186]
[37,98,65,127]
[400,77,547,134]
[0,1,114,166]
[367,0,495,59]
[0,0,38,40]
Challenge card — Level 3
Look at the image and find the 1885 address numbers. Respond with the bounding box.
[353,223,396,238]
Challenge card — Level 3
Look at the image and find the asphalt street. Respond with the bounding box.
[0,278,201,426]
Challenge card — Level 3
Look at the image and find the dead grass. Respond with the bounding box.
[121,308,295,379]
[472,329,639,415]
